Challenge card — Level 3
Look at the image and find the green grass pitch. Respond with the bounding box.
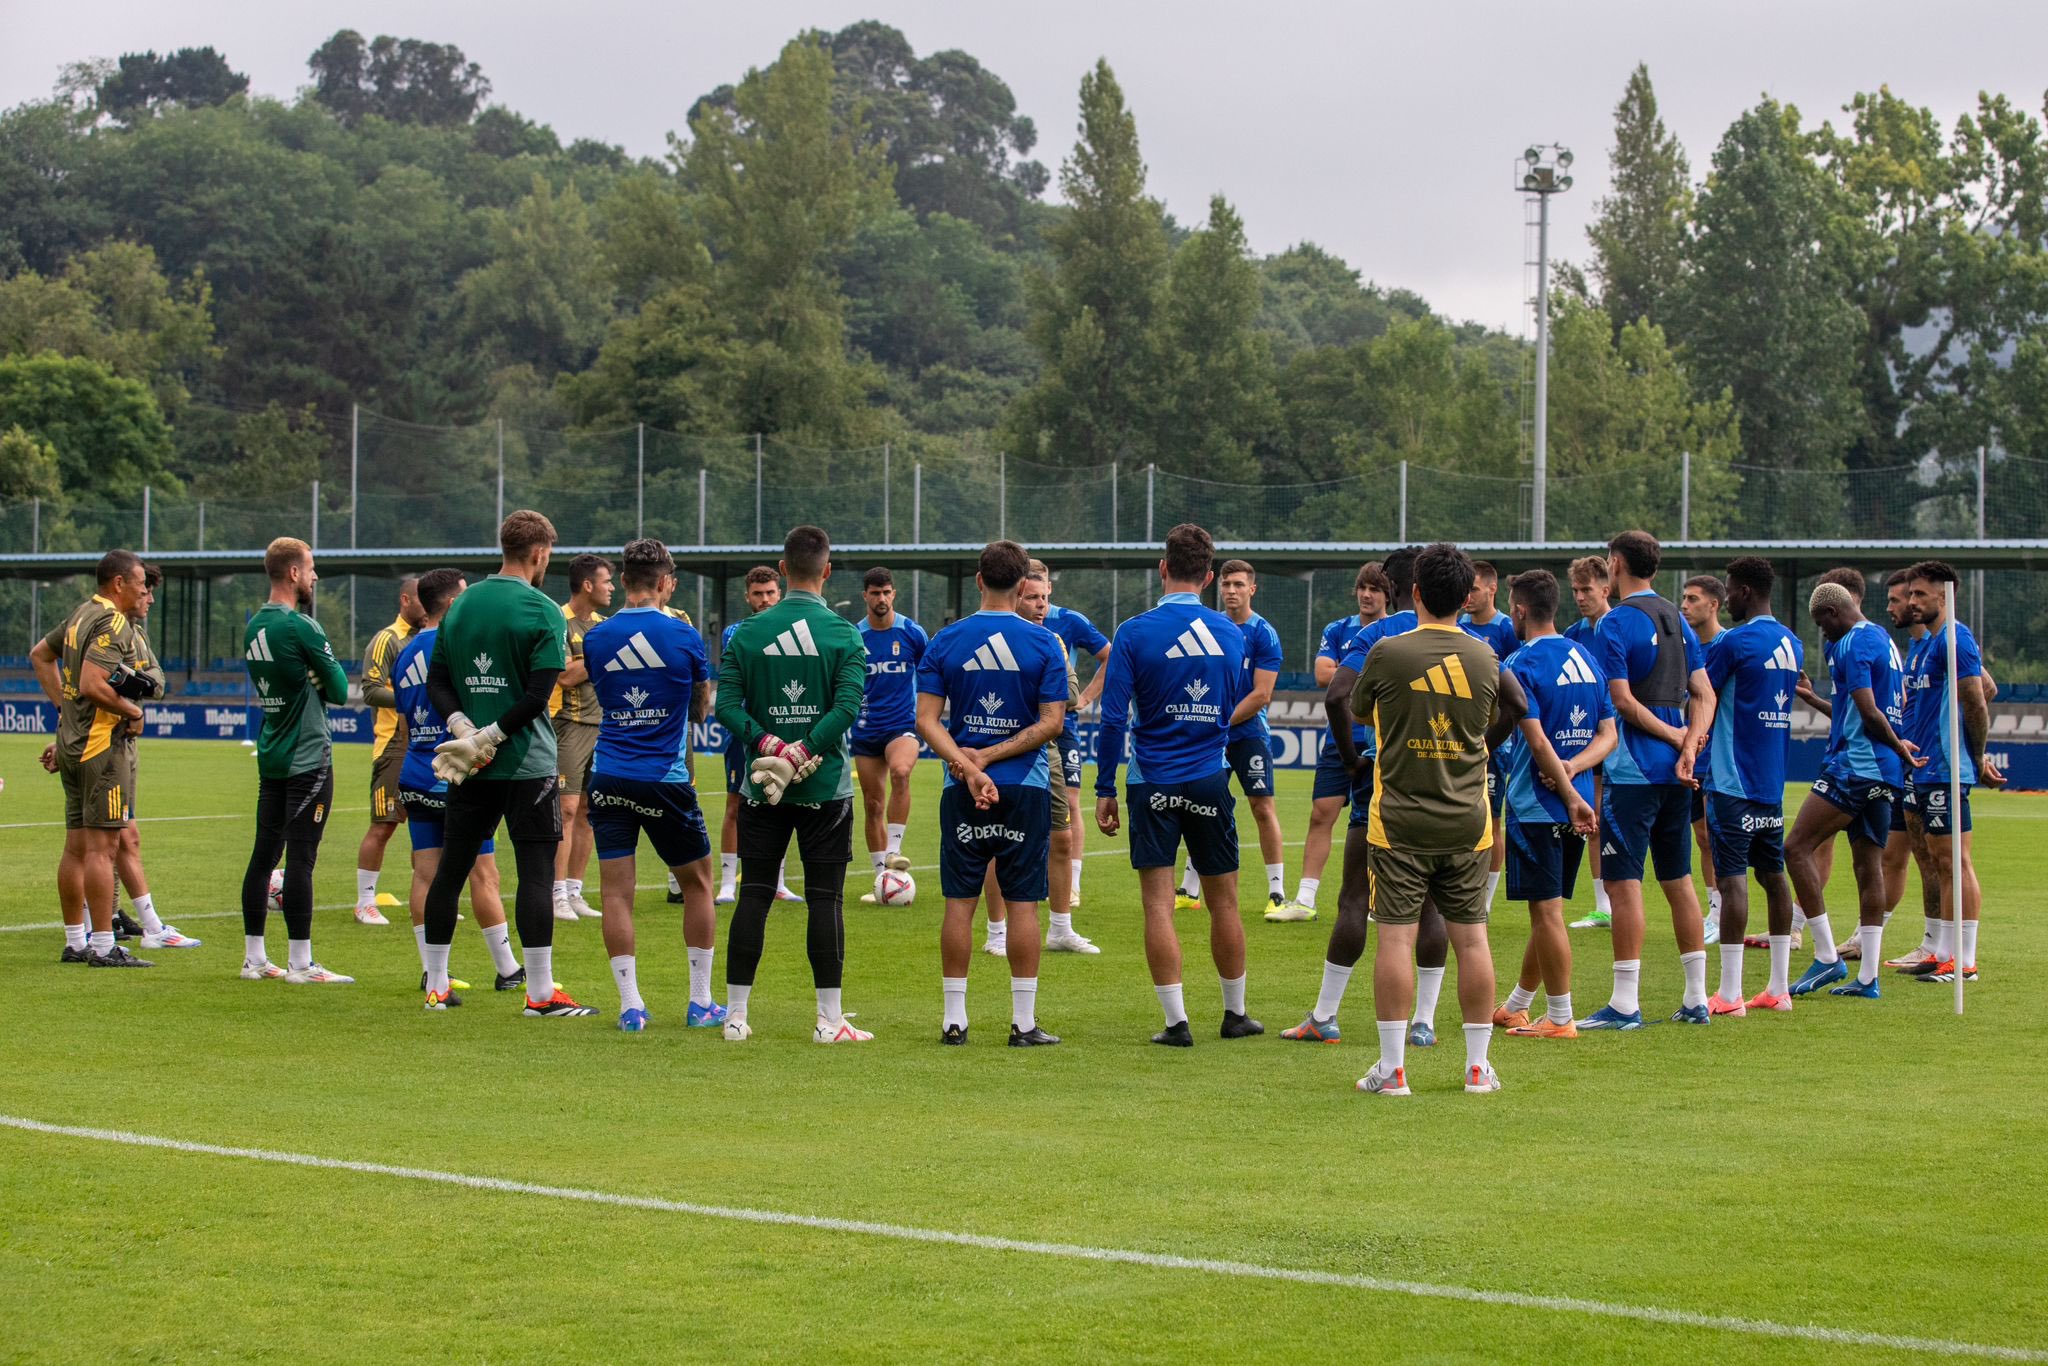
[1,735,2043,1362]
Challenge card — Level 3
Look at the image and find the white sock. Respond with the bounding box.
[870,850,887,871]
[414,923,430,972]
[1548,991,1573,1025]
[1959,919,1978,969]
[1154,982,1188,1027]
[244,934,267,965]
[1919,916,1941,955]
[816,986,842,1022]
[1933,917,1955,961]
[1376,1019,1407,1076]
[1266,863,1285,898]
[424,941,450,995]
[1180,860,1200,898]
[1680,949,1707,1008]
[1505,983,1536,1015]
[1314,960,1354,1021]
[482,922,519,977]
[566,879,584,900]
[1482,871,1501,907]
[1594,882,1613,917]
[1463,1022,1493,1073]
[943,976,968,1030]
[1767,935,1792,996]
[688,946,714,1006]
[720,853,738,888]
[65,923,87,952]
[1707,888,1723,924]
[1049,911,1073,936]
[667,872,682,896]
[357,869,378,904]
[287,939,312,972]
[611,955,643,1012]
[1718,944,1745,1002]
[1413,966,1446,1028]
[985,921,1007,950]
[1858,925,1883,983]
[552,879,568,902]
[1792,904,1807,932]
[1220,973,1247,1016]
[1071,861,1083,896]
[526,946,554,998]
[1807,913,1839,964]
[1611,959,1641,1015]
[1296,877,1320,910]
[90,929,114,955]
[886,822,905,855]
[1012,976,1038,1032]
[727,982,751,1021]
[132,893,162,935]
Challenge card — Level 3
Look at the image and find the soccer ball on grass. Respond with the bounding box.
[874,869,916,906]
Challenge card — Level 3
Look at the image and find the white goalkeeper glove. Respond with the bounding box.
[433,712,504,786]
[749,739,821,805]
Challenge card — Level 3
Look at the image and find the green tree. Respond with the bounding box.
[1588,64,1691,334]
[1256,242,1429,362]
[0,352,174,500]
[307,31,491,128]
[95,48,249,125]
[0,424,63,502]
[1150,195,1275,488]
[458,175,610,377]
[0,241,217,415]
[1004,59,1167,469]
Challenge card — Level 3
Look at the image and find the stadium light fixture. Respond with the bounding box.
[1515,142,1573,543]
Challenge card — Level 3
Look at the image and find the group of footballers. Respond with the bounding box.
[34,512,2000,1091]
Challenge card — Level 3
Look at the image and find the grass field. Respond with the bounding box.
[2,734,2044,1363]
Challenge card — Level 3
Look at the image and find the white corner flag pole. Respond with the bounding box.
[1945,580,1965,1017]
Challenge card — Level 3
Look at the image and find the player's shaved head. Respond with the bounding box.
[1413,542,1476,619]
[416,567,466,618]
[977,539,1030,591]
[1162,523,1215,586]
[782,525,830,582]
[619,538,674,594]
[1510,568,1560,622]
[1382,546,1420,597]
[1723,557,1772,602]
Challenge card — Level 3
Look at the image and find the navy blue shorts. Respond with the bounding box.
[849,729,916,760]
[1061,723,1084,790]
[1487,754,1506,820]
[1345,760,1377,828]
[1227,736,1275,798]
[1600,782,1693,883]
[1810,764,1895,848]
[1890,791,1912,834]
[589,773,712,868]
[1690,786,1707,824]
[1912,783,1972,837]
[399,787,495,855]
[1504,817,1584,903]
[939,781,1050,901]
[1704,791,1785,877]
[1313,743,1354,801]
[723,743,746,796]
[1126,771,1238,876]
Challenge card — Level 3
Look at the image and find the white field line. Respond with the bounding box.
[0,804,371,831]
[0,1114,2040,1362]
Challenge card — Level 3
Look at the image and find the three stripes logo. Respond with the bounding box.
[1163,619,1229,660]
[1410,652,1474,699]
[397,652,429,692]
[961,633,1023,672]
[1766,639,1800,671]
[245,628,273,662]
[762,619,821,657]
[603,632,668,672]
[1555,647,1598,688]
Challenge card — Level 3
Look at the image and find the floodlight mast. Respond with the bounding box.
[1519,143,1573,542]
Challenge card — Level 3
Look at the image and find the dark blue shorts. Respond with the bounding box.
[1345,760,1377,828]
[939,781,1050,901]
[1505,818,1584,903]
[1890,791,1912,833]
[1600,782,1693,883]
[1226,736,1275,798]
[589,773,712,868]
[1810,763,1895,848]
[1912,783,1972,837]
[1126,771,1238,876]
[723,742,746,796]
[1690,786,1707,825]
[399,787,495,855]
[1487,754,1506,819]
[1313,742,1354,801]
[849,729,916,760]
[1704,791,1785,877]
[1061,723,1084,790]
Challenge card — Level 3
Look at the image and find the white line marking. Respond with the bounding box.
[0,805,371,831]
[0,1114,2038,1361]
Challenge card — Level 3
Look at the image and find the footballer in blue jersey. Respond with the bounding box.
[1679,573,1728,908]
[913,542,1068,1046]
[1459,561,1519,899]
[711,568,793,906]
[1490,570,1612,1036]
[391,571,521,996]
[1579,533,1718,1031]
[1562,557,1616,923]
[582,542,723,1030]
[1039,593,1111,902]
[1093,525,1261,1044]
[851,568,928,879]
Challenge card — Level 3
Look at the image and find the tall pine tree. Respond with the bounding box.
[1151,194,1275,489]
[1588,64,1690,335]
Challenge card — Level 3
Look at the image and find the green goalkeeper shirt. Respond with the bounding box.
[431,573,569,781]
[243,601,350,779]
[715,588,864,805]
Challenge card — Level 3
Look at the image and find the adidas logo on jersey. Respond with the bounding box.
[1555,647,1597,686]
[762,620,821,657]
[603,632,667,672]
[1767,639,1800,671]
[1164,619,1229,659]
[397,652,429,691]
[961,633,1022,672]
[1410,653,1474,698]
[245,628,274,662]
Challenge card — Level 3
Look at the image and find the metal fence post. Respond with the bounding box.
[350,403,359,550]
[311,480,320,548]
[1975,444,1988,623]
[697,467,708,547]
[913,463,923,546]
[1145,463,1155,542]
[1681,450,1692,541]
[142,485,151,552]
[494,419,504,530]
[636,423,645,539]
[998,451,1007,539]
[754,434,763,544]
[31,496,38,552]
[1304,570,1315,669]
[197,501,205,552]
[1110,462,1119,541]
[1397,461,1408,541]
[882,441,891,544]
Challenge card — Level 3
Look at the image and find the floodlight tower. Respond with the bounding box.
[1519,144,1573,542]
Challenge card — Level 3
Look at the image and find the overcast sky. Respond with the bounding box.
[7,1,2045,331]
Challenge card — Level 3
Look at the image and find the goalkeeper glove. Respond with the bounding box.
[749,740,821,805]
[433,713,504,785]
